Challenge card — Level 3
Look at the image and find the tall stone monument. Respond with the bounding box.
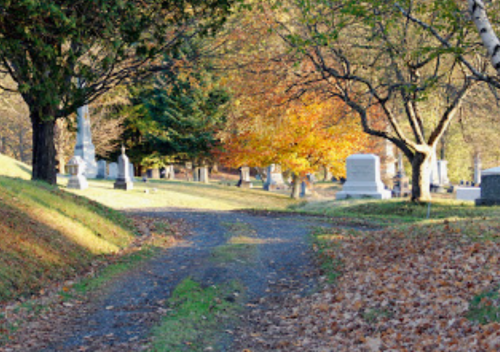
[336,154,391,199]
[74,100,97,178]
[114,146,133,190]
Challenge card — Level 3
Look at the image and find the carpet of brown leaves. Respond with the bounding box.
[236,226,500,351]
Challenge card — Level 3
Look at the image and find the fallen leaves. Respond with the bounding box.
[235,227,500,351]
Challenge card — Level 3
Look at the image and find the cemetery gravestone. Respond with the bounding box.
[476,167,500,206]
[96,160,107,179]
[67,156,88,190]
[263,164,288,191]
[129,163,136,182]
[185,162,193,181]
[114,146,133,190]
[166,165,175,180]
[336,154,392,200]
[237,166,252,188]
[74,97,97,178]
[392,153,410,197]
[199,166,209,184]
[107,162,118,180]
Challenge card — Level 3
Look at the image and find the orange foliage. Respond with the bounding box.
[216,96,369,178]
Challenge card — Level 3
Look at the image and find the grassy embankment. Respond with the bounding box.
[0,155,136,302]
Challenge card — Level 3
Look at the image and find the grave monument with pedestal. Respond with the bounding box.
[336,154,391,200]
[67,156,88,190]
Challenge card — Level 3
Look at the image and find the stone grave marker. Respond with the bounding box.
[336,154,391,199]
[67,156,88,190]
[263,164,288,191]
[96,160,107,179]
[237,166,252,188]
[199,166,209,184]
[114,146,133,190]
[476,167,500,206]
[107,162,118,180]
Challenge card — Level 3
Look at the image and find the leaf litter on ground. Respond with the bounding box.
[0,215,189,352]
[235,224,500,351]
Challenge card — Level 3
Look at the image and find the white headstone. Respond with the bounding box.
[336,154,391,200]
[167,165,175,180]
[199,166,209,183]
[456,187,481,201]
[107,162,118,180]
[129,163,136,182]
[67,156,88,190]
[383,139,396,179]
[474,154,482,185]
[429,148,439,186]
[263,164,287,190]
[437,160,449,185]
[96,160,107,179]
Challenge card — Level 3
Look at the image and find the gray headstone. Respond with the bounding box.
[300,180,311,198]
[96,160,107,179]
[114,146,133,190]
[476,167,500,206]
[107,162,118,180]
[67,156,88,190]
[336,154,391,200]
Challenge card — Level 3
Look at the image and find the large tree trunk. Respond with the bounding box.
[31,110,57,184]
[411,152,432,202]
[290,173,301,199]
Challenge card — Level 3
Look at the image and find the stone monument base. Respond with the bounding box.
[67,176,88,190]
[336,190,391,200]
[114,181,133,190]
[456,187,481,201]
[237,181,253,188]
[264,184,289,191]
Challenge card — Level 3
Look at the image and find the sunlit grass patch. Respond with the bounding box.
[150,278,243,352]
[65,178,299,212]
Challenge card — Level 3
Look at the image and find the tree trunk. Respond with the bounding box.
[411,152,432,202]
[290,173,301,199]
[31,110,57,184]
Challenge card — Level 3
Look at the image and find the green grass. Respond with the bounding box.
[0,156,137,302]
[467,288,500,325]
[65,178,298,211]
[311,228,352,283]
[72,247,157,295]
[150,278,243,352]
[297,198,500,227]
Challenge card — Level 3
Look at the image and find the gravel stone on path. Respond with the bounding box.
[2,208,338,352]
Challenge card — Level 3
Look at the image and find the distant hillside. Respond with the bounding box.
[0,155,136,301]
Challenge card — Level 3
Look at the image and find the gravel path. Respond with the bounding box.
[9,208,337,352]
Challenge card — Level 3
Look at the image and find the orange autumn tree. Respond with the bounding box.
[216,96,369,198]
